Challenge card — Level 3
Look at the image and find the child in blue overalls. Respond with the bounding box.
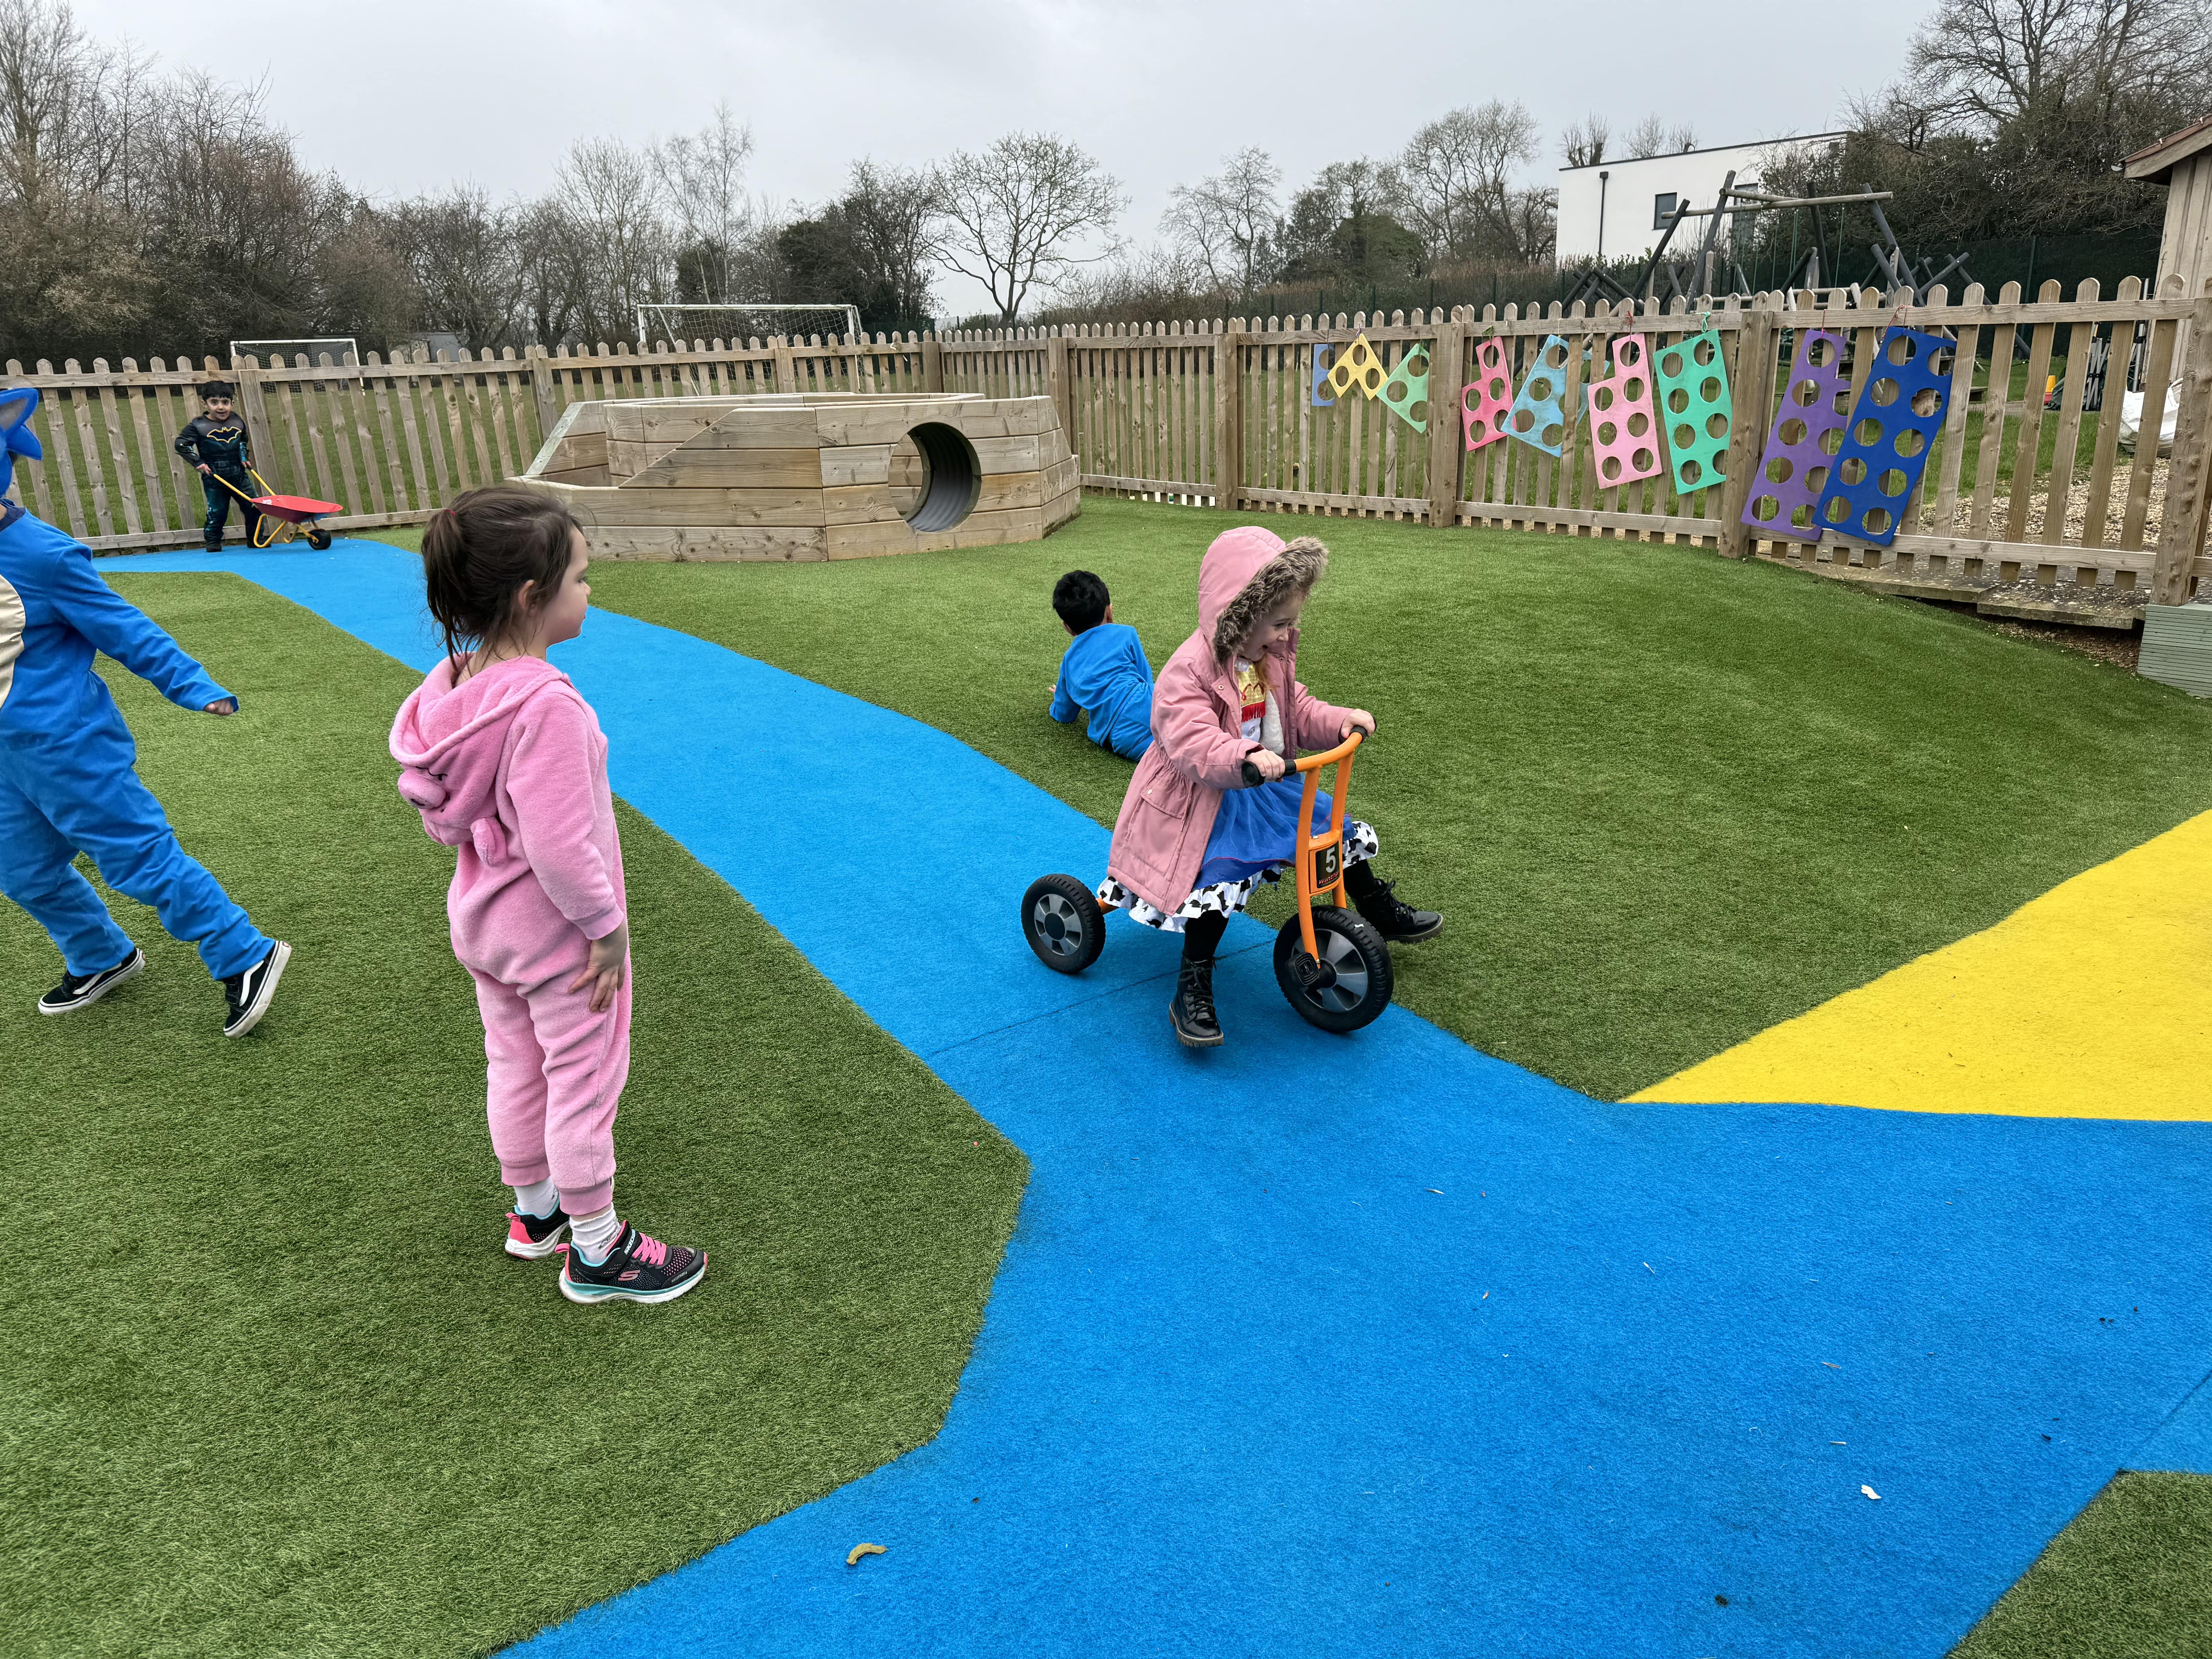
[0,387,291,1034]
[174,380,263,552]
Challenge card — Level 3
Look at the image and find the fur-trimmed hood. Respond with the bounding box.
[1197,526,1328,662]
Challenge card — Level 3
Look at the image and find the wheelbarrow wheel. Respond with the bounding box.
[1274,907,1393,1033]
[1022,874,1104,974]
[305,527,332,550]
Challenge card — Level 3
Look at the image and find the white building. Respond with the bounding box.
[1556,134,1849,265]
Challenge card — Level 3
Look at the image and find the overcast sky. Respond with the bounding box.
[80,0,1931,317]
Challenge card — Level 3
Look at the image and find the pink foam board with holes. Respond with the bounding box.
[1583,334,1665,489]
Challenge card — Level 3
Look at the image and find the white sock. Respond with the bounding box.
[568,1204,622,1264]
[511,1177,559,1219]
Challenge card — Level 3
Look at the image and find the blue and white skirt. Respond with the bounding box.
[1097,776,1378,934]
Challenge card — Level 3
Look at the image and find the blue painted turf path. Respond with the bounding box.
[120,544,2212,1658]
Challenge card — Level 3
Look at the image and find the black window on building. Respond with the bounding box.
[1653,193,1679,230]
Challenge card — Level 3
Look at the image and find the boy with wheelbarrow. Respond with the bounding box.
[175,380,262,553]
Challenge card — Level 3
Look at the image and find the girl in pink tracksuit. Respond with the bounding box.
[1099,525,1443,1047]
[390,486,706,1307]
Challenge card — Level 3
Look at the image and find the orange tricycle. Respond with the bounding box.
[1020,729,1393,1033]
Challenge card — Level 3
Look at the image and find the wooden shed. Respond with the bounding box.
[516,391,1078,562]
[2127,116,2212,301]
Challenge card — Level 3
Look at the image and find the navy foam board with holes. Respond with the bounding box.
[1812,327,1954,548]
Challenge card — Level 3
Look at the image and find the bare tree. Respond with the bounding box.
[553,136,667,342]
[1623,115,1698,159]
[390,186,524,349]
[1560,113,1610,168]
[1397,101,1545,261]
[1160,145,1281,296]
[840,158,938,331]
[1907,0,2211,130]
[929,132,1124,325]
[653,102,752,304]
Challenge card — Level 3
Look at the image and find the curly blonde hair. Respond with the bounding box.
[1211,536,1329,661]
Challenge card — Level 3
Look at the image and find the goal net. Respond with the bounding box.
[636,303,865,349]
[230,337,363,374]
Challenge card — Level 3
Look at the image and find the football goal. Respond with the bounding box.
[229,337,363,374]
[635,303,865,349]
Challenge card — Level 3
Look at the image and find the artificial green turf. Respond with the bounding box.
[0,574,1027,1657]
[477,496,2212,1103]
[1953,1473,2212,1657]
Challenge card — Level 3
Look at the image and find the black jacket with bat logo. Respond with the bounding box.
[175,415,253,477]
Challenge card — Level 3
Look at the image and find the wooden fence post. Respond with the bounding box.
[921,336,945,393]
[772,335,798,393]
[1717,304,1783,559]
[1214,325,1244,510]
[235,359,276,478]
[529,346,559,445]
[1424,317,1470,527]
[2151,289,2212,605]
[1046,333,1072,443]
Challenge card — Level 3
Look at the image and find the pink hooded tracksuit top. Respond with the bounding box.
[1105,526,1355,915]
[388,654,627,969]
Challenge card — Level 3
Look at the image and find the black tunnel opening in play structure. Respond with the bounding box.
[900,422,982,533]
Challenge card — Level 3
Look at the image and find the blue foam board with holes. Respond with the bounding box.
[1311,342,1334,409]
[1504,334,1568,456]
[1813,328,1954,548]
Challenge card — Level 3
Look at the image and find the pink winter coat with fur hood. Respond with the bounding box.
[388,654,627,983]
[1106,526,1355,914]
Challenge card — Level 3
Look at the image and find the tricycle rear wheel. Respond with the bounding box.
[1022,874,1104,974]
[1274,907,1392,1032]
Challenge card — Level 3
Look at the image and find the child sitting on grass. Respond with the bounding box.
[390,486,706,1307]
[1049,569,1154,760]
[1097,526,1441,1048]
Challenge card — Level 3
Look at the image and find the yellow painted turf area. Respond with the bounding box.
[1632,810,2212,1120]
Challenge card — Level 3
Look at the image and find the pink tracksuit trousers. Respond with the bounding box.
[391,654,629,1216]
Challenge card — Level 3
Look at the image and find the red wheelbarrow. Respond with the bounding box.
[204,466,343,549]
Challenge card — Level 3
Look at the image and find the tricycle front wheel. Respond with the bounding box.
[1274,907,1392,1032]
[1022,874,1104,974]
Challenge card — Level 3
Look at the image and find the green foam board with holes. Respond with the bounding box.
[1653,328,1733,496]
[1378,339,1434,433]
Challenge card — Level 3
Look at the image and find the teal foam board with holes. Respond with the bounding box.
[1504,335,1570,457]
[1812,327,1954,548]
[1653,328,1733,495]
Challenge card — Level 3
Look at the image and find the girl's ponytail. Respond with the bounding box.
[422,486,580,668]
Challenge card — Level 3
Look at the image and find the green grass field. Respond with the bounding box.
[0,575,1026,1657]
[7,503,2210,1654]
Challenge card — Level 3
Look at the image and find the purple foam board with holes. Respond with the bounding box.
[1812,327,1955,549]
[1742,329,1851,536]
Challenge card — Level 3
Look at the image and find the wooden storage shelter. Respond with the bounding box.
[516,391,1078,561]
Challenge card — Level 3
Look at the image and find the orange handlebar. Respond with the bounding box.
[1282,726,1364,775]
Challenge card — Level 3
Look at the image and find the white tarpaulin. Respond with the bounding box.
[2121,383,2182,455]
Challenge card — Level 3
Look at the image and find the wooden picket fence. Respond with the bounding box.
[11,278,2209,611]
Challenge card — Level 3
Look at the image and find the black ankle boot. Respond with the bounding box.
[1170,956,1224,1047]
[1345,866,1443,943]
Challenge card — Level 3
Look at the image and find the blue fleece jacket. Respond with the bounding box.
[0,502,230,745]
[1049,621,1154,760]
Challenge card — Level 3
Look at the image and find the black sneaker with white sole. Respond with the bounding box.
[38,948,145,1015]
[559,1223,707,1305]
[222,941,292,1037]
